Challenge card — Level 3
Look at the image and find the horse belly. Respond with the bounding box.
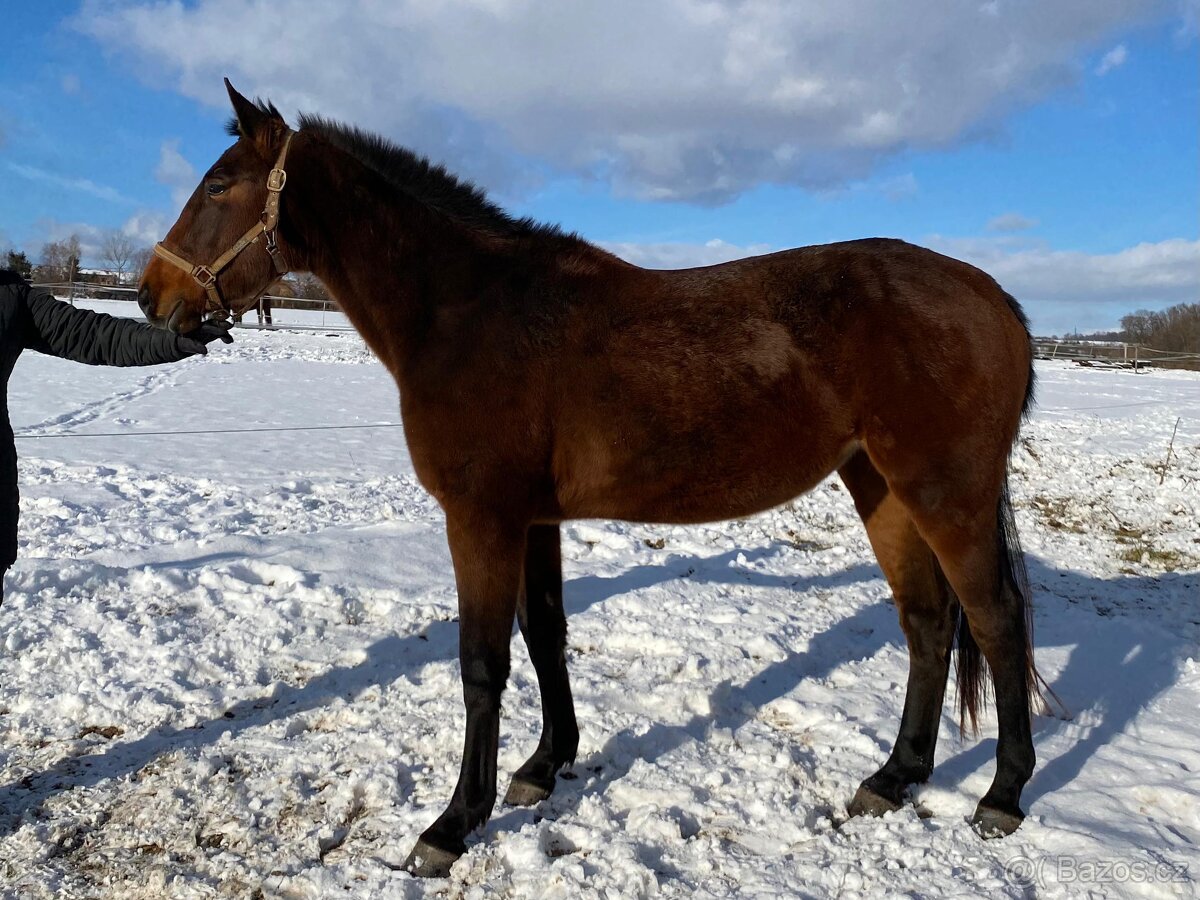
[554,381,856,525]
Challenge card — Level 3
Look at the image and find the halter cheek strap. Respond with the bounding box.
[153,130,294,320]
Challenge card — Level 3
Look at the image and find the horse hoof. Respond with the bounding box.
[504,776,552,807]
[847,784,902,819]
[972,803,1024,838]
[403,839,461,878]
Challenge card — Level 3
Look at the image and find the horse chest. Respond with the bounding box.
[402,401,546,509]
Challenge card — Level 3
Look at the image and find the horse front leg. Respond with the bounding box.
[505,523,579,806]
[404,510,525,878]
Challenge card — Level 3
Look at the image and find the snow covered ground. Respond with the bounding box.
[0,303,1196,898]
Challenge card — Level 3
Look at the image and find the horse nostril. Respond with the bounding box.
[137,286,153,314]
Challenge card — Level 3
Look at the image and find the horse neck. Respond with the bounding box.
[282,146,494,370]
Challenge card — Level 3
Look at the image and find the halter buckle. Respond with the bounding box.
[267,168,287,192]
[192,265,217,288]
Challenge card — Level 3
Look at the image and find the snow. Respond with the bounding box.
[0,304,1196,898]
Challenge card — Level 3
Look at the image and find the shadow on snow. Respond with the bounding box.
[0,544,1194,856]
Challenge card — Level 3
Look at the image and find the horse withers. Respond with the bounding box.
[138,80,1045,878]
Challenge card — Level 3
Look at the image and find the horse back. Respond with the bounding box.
[548,238,1031,522]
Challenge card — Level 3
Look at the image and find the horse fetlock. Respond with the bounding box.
[507,742,580,807]
[557,732,579,764]
[879,745,937,788]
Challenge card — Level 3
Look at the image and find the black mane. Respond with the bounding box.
[296,113,572,242]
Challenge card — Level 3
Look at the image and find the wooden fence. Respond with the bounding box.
[1032,340,1200,372]
[31,282,352,333]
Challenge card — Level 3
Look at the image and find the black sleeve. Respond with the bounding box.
[23,289,188,367]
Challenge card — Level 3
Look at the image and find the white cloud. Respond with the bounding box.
[155,139,198,209]
[121,210,171,248]
[987,212,1038,232]
[602,233,1199,333]
[1095,43,1129,74]
[75,0,1175,203]
[6,162,133,205]
[926,234,1200,332]
[1182,0,1200,37]
[13,143,195,265]
[928,235,1199,301]
[876,173,920,201]
[822,171,920,201]
[27,218,107,265]
[602,238,772,269]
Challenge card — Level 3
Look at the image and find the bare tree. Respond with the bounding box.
[290,272,330,301]
[101,230,139,284]
[1121,303,1200,355]
[132,246,155,282]
[36,234,82,282]
[1120,310,1155,346]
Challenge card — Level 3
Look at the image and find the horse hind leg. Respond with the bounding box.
[899,476,1038,837]
[505,524,579,806]
[839,451,958,817]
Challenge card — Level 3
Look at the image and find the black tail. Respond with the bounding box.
[953,480,1045,734]
[955,298,1047,733]
[1000,288,1037,424]
[954,597,984,736]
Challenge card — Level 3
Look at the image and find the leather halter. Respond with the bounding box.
[153,131,294,321]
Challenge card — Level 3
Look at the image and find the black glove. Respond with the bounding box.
[176,320,235,356]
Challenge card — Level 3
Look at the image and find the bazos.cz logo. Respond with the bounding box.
[1005,854,1190,888]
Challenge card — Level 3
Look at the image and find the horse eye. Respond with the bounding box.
[206,182,226,196]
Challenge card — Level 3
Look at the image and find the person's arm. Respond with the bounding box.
[24,288,231,366]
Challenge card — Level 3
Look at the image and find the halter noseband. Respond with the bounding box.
[153,131,294,321]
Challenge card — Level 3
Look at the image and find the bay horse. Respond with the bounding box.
[139,81,1044,878]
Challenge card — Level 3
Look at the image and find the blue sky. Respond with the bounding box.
[0,0,1195,334]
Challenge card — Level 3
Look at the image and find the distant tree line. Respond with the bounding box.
[1120,303,1200,354]
[2,232,157,285]
[1044,302,1200,353]
[1053,302,1200,370]
[6,234,333,306]
[5,232,328,314]
[0,236,84,282]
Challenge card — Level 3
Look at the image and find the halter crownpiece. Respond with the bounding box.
[153,130,295,321]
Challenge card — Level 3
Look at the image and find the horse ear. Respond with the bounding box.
[226,78,266,139]
[225,78,287,153]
